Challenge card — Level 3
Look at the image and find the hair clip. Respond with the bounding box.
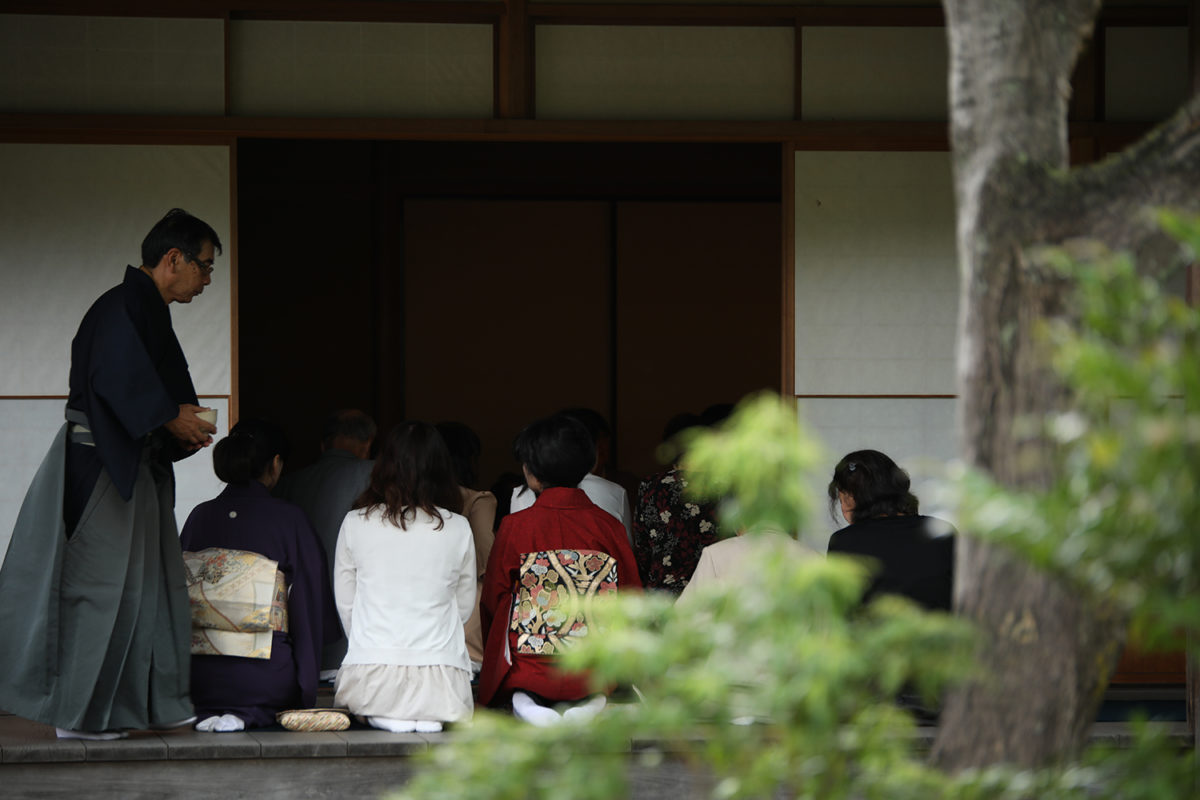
[847,462,857,472]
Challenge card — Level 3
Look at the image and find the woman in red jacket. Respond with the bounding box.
[479,413,641,725]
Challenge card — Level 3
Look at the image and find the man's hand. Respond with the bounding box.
[165,404,217,451]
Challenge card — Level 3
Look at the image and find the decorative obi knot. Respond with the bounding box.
[510,549,618,655]
[184,547,288,659]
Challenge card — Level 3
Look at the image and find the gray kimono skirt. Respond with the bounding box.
[0,423,193,731]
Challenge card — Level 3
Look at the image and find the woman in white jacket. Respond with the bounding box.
[333,421,476,733]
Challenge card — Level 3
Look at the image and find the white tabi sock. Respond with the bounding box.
[368,717,417,733]
[562,694,608,723]
[413,720,443,733]
[213,714,245,732]
[511,692,562,727]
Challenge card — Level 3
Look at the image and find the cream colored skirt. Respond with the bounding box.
[335,663,474,723]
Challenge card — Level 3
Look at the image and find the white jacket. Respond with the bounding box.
[334,506,476,671]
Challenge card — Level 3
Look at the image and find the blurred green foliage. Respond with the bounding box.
[391,220,1200,799]
[394,546,976,800]
[680,392,824,537]
[393,395,975,800]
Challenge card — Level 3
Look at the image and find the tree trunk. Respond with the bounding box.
[931,0,1127,770]
[931,192,1129,767]
[931,0,1200,773]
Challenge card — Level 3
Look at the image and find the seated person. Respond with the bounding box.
[509,408,633,545]
[480,413,642,726]
[676,528,814,725]
[634,412,721,594]
[180,419,334,732]
[435,420,498,673]
[274,408,376,679]
[825,449,955,611]
[677,529,814,604]
[334,422,477,734]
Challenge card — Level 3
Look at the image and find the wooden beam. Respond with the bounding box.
[780,143,795,396]
[1094,21,1108,123]
[1189,0,1200,310]
[531,4,799,26]
[223,12,233,116]
[0,111,1163,152]
[0,1,503,23]
[529,5,944,26]
[794,13,803,121]
[1099,5,1189,26]
[227,139,240,427]
[2,1,1182,28]
[497,0,532,119]
[1068,28,1099,123]
[0,112,955,146]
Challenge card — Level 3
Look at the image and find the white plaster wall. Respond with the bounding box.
[0,143,232,565]
[798,397,959,548]
[536,25,794,120]
[231,20,493,117]
[793,151,958,396]
[801,27,947,121]
[0,14,224,114]
[0,144,231,395]
[0,399,228,561]
[793,150,960,547]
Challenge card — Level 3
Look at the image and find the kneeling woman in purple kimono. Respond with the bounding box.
[181,419,335,732]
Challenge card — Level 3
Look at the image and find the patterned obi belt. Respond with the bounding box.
[510,549,618,655]
[183,547,288,660]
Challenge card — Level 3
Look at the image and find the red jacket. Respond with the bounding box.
[478,486,642,706]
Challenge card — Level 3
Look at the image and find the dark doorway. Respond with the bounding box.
[237,139,782,490]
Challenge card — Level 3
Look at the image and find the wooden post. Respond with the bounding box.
[497,0,532,119]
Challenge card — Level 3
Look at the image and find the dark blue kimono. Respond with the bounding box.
[64,266,198,530]
[181,482,336,727]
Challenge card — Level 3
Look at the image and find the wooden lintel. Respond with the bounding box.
[0,113,953,146]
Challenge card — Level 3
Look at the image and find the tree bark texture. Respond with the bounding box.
[932,0,1200,770]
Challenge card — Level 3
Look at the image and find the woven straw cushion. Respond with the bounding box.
[276,708,351,732]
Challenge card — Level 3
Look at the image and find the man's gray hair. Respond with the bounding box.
[321,409,376,446]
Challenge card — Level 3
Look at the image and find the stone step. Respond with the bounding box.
[1,710,1191,800]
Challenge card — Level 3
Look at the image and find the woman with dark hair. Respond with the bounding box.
[826,449,955,611]
[333,422,476,733]
[180,419,334,732]
[435,421,497,673]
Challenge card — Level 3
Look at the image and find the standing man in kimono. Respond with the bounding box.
[0,208,221,739]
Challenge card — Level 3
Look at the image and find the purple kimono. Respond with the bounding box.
[180,482,335,727]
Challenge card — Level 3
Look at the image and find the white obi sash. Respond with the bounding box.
[183,547,288,659]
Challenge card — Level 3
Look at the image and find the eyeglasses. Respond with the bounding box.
[185,253,214,276]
